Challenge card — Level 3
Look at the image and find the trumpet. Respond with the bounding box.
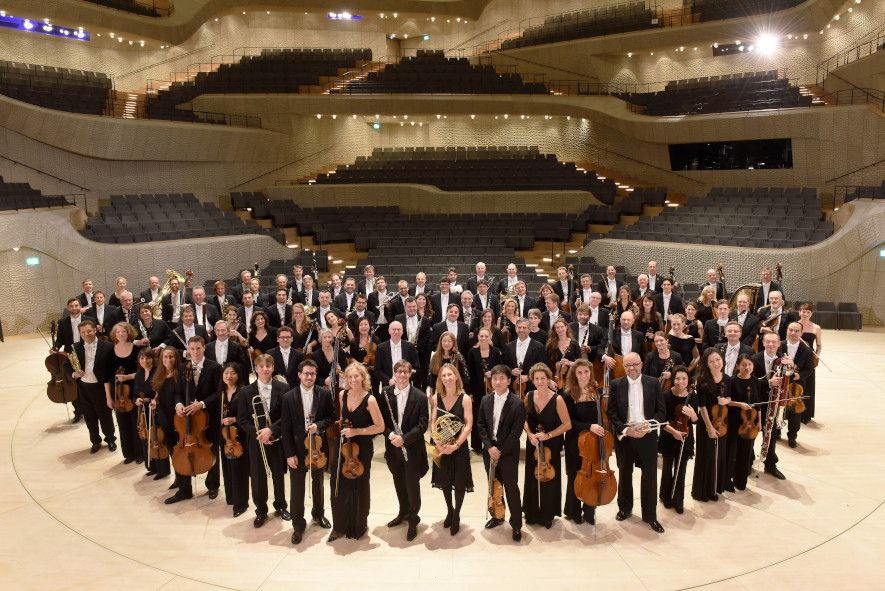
[251,393,278,479]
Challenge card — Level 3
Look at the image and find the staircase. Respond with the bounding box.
[800,84,829,106]
[106,90,146,118]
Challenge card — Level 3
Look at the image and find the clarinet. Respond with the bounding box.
[381,383,408,461]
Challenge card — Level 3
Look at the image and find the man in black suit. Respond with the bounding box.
[367,276,394,341]
[702,300,732,351]
[607,352,666,533]
[357,264,376,295]
[395,298,432,389]
[109,290,140,330]
[586,292,610,328]
[539,294,571,333]
[165,336,223,503]
[477,364,526,541]
[266,326,305,387]
[513,281,530,318]
[381,360,430,541]
[473,280,500,318]
[757,291,795,342]
[231,270,252,304]
[653,277,684,323]
[85,290,118,340]
[298,275,318,309]
[602,310,644,369]
[161,276,190,328]
[497,263,520,296]
[75,278,96,313]
[288,264,305,302]
[596,265,623,304]
[69,319,115,451]
[552,266,575,306]
[164,307,209,356]
[646,260,665,294]
[53,298,89,421]
[210,280,237,318]
[570,305,607,362]
[430,277,458,325]
[465,262,490,296]
[702,269,726,301]
[631,273,655,301]
[281,359,334,544]
[237,354,292,527]
[753,266,784,311]
[408,271,432,298]
[139,275,161,318]
[459,291,479,335]
[189,287,219,335]
[248,278,272,310]
[574,274,595,309]
[267,288,292,329]
[781,322,814,448]
[502,318,547,396]
[312,290,342,331]
[346,293,376,335]
[387,280,410,320]
[715,322,754,377]
[752,332,788,480]
[730,293,760,348]
[429,304,469,358]
[205,321,247,381]
[375,321,420,387]
[333,277,358,314]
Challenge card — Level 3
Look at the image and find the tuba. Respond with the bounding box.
[428,408,465,467]
[152,269,186,320]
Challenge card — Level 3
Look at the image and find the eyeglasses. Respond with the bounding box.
[395,369,411,374]
[624,362,642,368]
[300,372,316,377]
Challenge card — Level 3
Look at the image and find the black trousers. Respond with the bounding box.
[786,407,801,442]
[79,381,115,446]
[470,393,485,451]
[660,448,690,507]
[483,449,522,530]
[116,408,142,461]
[176,445,220,495]
[759,406,780,469]
[386,449,422,526]
[248,439,287,515]
[614,433,658,522]
[221,451,250,509]
[289,466,325,531]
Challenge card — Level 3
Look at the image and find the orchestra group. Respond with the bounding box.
[47,259,823,544]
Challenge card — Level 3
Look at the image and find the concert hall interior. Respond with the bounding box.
[0,0,883,589]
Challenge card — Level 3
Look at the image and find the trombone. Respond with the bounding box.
[251,393,278,479]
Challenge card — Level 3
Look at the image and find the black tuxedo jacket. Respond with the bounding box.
[408,285,433,298]
[205,339,247,377]
[387,294,408,319]
[394,313,432,353]
[606,374,665,436]
[175,359,222,428]
[298,290,318,308]
[266,303,292,328]
[502,337,547,375]
[76,292,94,311]
[552,280,576,306]
[631,287,656,301]
[587,306,611,329]
[375,340,421,387]
[367,291,396,321]
[701,281,726,301]
[646,274,665,293]
[333,291,358,314]
[429,292,459,324]
[609,329,645,357]
[569,321,606,361]
[189,303,220,332]
[702,319,730,350]
[85,304,119,337]
[281,385,335,466]
[357,279,376,295]
[54,315,88,352]
[381,385,429,474]
[238,380,289,474]
[140,320,172,349]
[108,306,140,330]
[779,341,814,385]
[758,307,796,341]
[160,291,191,324]
[139,288,160,306]
[210,294,237,316]
[165,324,209,350]
[265,346,305,386]
[596,278,624,300]
[70,339,114,384]
[465,277,490,296]
[540,310,572,333]
[653,292,685,318]
[754,281,784,311]
[429,320,469,357]
[231,283,251,304]
[496,278,521,296]
[346,310,376,335]
[472,293,501,317]
[478,391,526,460]
[729,310,761,347]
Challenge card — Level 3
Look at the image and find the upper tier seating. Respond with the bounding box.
[501,1,659,50]
[312,146,618,203]
[80,193,285,244]
[606,187,832,248]
[622,70,811,116]
[691,0,806,22]
[0,178,70,211]
[0,61,111,115]
[843,182,885,202]
[146,48,370,121]
[332,50,549,94]
[82,0,170,17]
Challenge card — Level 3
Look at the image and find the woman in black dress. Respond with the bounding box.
[643,331,684,382]
[108,276,128,308]
[248,310,277,356]
[545,318,579,386]
[149,347,182,481]
[312,329,347,391]
[466,328,501,453]
[290,303,318,354]
[133,348,156,476]
[329,362,385,541]
[427,331,469,397]
[430,364,474,535]
[684,302,705,349]
[798,303,822,422]
[562,359,605,525]
[522,363,571,528]
[109,321,142,464]
[498,299,519,346]
[668,314,699,372]
[659,366,698,513]
[219,362,250,517]
[727,355,759,491]
[615,285,636,319]
[692,348,730,502]
[695,286,716,324]
[636,296,665,355]
[477,308,505,350]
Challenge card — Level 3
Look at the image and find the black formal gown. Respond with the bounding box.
[312,349,347,389]
[523,391,564,525]
[668,335,696,367]
[563,395,601,521]
[642,351,684,380]
[692,376,730,501]
[330,391,375,539]
[430,394,474,493]
[696,303,713,324]
[801,332,817,421]
[111,345,142,462]
[292,327,318,353]
[220,386,250,511]
[659,388,699,508]
[728,376,759,490]
[249,327,278,355]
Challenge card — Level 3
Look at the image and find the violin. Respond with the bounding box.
[658,358,674,392]
[784,381,806,414]
[739,407,760,439]
[340,420,364,480]
[305,431,327,470]
[114,366,134,412]
[137,404,148,441]
[148,404,169,460]
[44,321,78,405]
[669,388,693,436]
[220,392,244,459]
[533,427,556,483]
[171,363,216,476]
[574,389,617,507]
[710,401,728,437]
[555,359,569,390]
[487,460,506,520]
[362,339,376,370]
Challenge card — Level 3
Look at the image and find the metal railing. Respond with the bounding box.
[816,31,885,85]
[81,0,173,17]
[832,184,885,209]
[817,88,885,112]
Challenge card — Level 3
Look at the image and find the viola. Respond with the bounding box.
[785,382,806,414]
[533,427,556,483]
[137,404,148,441]
[710,403,728,437]
[739,407,760,439]
[114,366,134,412]
[555,359,569,390]
[363,339,377,369]
[487,460,506,520]
[669,396,692,436]
[574,389,617,507]
[305,432,327,470]
[658,358,675,392]
[221,423,244,459]
[45,321,78,405]
[171,363,216,476]
[340,420,364,480]
[148,405,169,460]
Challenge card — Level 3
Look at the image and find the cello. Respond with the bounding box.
[171,363,215,477]
[573,371,617,507]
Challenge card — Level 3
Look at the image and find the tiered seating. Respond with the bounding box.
[82,0,170,17]
[618,187,667,215]
[606,187,832,248]
[147,48,371,121]
[843,181,885,202]
[0,61,111,115]
[80,193,285,244]
[623,70,811,116]
[692,0,805,22]
[501,2,659,50]
[332,50,548,94]
[313,146,618,202]
[0,178,69,211]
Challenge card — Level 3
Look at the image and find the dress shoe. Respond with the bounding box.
[801,417,810,425]
[107,442,117,452]
[484,517,503,529]
[788,439,798,449]
[291,530,303,545]
[168,482,179,490]
[153,472,168,480]
[253,514,267,528]
[708,494,719,502]
[574,514,584,525]
[207,489,218,500]
[724,485,736,493]
[512,529,522,542]
[583,512,596,525]
[276,509,291,521]
[135,458,144,464]
[90,443,101,454]
[735,483,746,491]
[675,505,684,514]
[647,520,665,533]
[691,494,708,502]
[145,469,156,476]
[327,530,342,542]
[450,516,460,536]
[313,515,331,529]
[662,498,673,509]
[387,515,406,527]
[123,458,134,465]
[164,491,193,505]
[615,510,630,521]
[406,524,418,542]
[233,506,248,518]
[765,466,787,480]
[543,519,553,529]
[444,509,453,528]
[71,413,83,424]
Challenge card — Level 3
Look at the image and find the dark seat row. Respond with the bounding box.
[0,61,111,115]
[0,178,70,211]
[691,0,805,22]
[81,0,171,17]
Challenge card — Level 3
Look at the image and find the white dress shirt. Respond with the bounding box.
[620,329,633,355]
[280,347,292,371]
[491,391,508,440]
[300,385,314,426]
[258,380,273,411]
[516,337,530,366]
[94,305,105,326]
[376,292,389,324]
[724,344,740,376]
[406,315,418,341]
[446,320,459,336]
[786,340,800,360]
[215,339,229,364]
[589,307,600,325]
[623,375,646,437]
[390,340,402,367]
[243,306,254,332]
[82,340,98,383]
[70,314,83,343]
[662,293,672,319]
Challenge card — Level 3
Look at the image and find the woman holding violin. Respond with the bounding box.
[616,285,637,319]
[684,302,705,347]
[248,310,277,357]
[430,364,474,536]
[349,317,378,392]
[133,348,159,476]
[727,355,760,492]
[466,328,502,453]
[692,348,730,502]
[477,308,505,350]
[110,322,142,465]
[659,366,698,514]
[312,329,348,391]
[797,303,822,424]
[290,304,318,353]
[522,363,571,528]
[636,296,665,354]
[562,359,605,525]
[545,318,579,388]
[329,362,385,541]
[219,362,250,517]
[642,331,684,385]
[149,347,182,481]
[498,298,519,345]
[427,331,469,397]
[668,314,700,372]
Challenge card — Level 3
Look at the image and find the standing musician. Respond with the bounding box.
[497,263,520,296]
[667,314,700,372]
[562,359,604,524]
[219,362,250,518]
[466,327,502,453]
[513,281,530,318]
[267,288,293,329]
[69,319,116,453]
[459,291,478,338]
[503,318,547,396]
[299,275,318,309]
[758,291,794,342]
[289,264,306,301]
[540,294,571,333]
[138,275,161,316]
[346,293,376,336]
[653,277,684,323]
[375,321,420,388]
[52,297,88,422]
[522,363,571,529]
[466,261,489,295]
[575,274,595,309]
[643,331,683,380]
[334,277,358,314]
[394,297,431,370]
[205,320,247,381]
[237,354,291,527]
[702,299,732,351]
[606,351,666,533]
[210,280,237,318]
[752,332,789,480]
[635,296,664,352]
[430,303,469,357]
[602,310,644,370]
[727,355,759,491]
[281,359,334,544]
[133,348,157,476]
[715,321,754,377]
[165,306,209,356]
[109,322,142,464]
[659,366,698,514]
[596,265,623,305]
[387,280,410,319]
[430,277,457,325]
[409,271,431,297]
[266,326,304,387]
[367,276,394,341]
[702,268,726,300]
[357,264,376,295]
[76,278,95,312]
[108,276,128,308]
[478,365,527,542]
[112,290,140,329]
[691,348,730,503]
[189,287,219,335]
[160,277,188,328]
[797,303,822,424]
[149,348,180,481]
[382,360,430,542]
[631,273,654,301]
[165,337,222,504]
[134,303,171,351]
[545,318,579,382]
[729,294,761,348]
[473,279,500,318]
[527,309,548,344]
[427,331,470,396]
[647,261,664,293]
[586,292,610,327]
[88,290,117,339]
[781,322,814,448]
[552,266,575,305]
[231,270,252,304]
[753,266,784,311]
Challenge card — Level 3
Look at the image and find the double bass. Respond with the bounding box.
[573,375,616,507]
[44,321,78,406]
[171,363,215,477]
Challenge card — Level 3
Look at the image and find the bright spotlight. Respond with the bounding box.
[756,33,779,55]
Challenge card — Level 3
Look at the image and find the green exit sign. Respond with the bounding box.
[25,256,39,266]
